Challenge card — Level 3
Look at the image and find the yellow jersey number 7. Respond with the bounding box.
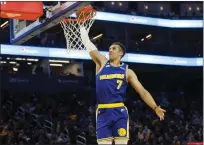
[117,80,123,89]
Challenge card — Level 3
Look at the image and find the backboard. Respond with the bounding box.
[8,1,91,45]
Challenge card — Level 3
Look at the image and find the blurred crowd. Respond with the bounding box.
[0,87,203,145]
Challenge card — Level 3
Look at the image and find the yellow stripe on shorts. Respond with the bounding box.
[97,102,124,108]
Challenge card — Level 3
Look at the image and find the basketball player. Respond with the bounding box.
[80,26,166,145]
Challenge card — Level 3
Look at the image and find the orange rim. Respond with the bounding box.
[61,7,96,23]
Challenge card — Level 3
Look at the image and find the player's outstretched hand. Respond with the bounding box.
[155,106,166,121]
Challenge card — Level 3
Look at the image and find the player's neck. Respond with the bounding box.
[110,59,121,67]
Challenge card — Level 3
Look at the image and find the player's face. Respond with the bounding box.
[109,44,123,60]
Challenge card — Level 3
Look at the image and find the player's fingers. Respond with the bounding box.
[160,116,163,121]
[158,106,166,112]
[160,115,164,121]
[159,113,165,120]
[161,109,166,112]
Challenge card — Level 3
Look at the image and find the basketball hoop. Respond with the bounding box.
[60,5,96,52]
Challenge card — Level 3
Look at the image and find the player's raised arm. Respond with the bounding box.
[127,69,166,120]
[80,26,107,67]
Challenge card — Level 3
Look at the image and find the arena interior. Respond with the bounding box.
[0,1,203,145]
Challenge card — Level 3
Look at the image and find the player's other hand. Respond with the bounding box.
[155,106,166,121]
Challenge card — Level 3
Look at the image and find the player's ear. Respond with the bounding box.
[120,51,124,57]
[119,48,124,57]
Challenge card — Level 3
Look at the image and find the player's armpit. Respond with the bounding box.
[127,69,157,110]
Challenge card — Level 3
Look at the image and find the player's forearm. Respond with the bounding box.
[139,90,158,110]
[84,38,98,53]
[80,27,107,66]
[80,26,97,53]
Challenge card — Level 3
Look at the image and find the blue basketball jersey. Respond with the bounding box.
[96,61,128,104]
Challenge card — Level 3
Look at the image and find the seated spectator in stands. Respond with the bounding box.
[157,135,164,145]
[0,126,8,136]
[0,126,9,144]
[198,127,203,141]
[138,128,144,143]
[79,114,89,132]
[187,132,197,142]
[56,121,61,136]
[173,136,180,145]
[143,126,151,142]
[88,122,95,136]
[69,126,80,144]
[70,113,77,121]
[134,119,143,131]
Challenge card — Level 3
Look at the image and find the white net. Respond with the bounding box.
[60,6,96,52]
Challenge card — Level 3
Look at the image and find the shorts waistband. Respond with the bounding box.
[97,102,124,108]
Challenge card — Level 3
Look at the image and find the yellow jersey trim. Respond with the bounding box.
[97,102,124,108]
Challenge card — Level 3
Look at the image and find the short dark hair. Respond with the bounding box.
[112,42,126,58]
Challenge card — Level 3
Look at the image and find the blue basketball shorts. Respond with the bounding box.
[96,104,129,142]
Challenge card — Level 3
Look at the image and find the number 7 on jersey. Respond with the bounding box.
[117,80,123,89]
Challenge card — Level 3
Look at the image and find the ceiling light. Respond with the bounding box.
[13,67,18,71]
[49,60,70,63]
[119,2,122,6]
[50,63,63,66]
[27,58,38,61]
[0,21,8,28]
[146,34,152,39]
[92,34,103,40]
[9,61,16,64]
[15,58,24,60]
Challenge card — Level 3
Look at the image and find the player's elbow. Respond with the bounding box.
[90,51,107,66]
